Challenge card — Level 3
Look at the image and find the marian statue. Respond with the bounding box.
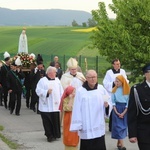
[18,28,28,54]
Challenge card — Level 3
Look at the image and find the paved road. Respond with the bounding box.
[0,98,139,150]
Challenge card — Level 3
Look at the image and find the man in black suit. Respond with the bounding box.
[30,62,45,114]
[24,71,31,108]
[0,52,11,109]
[7,59,25,116]
[24,63,36,108]
[128,63,150,150]
[0,62,3,106]
[55,62,63,79]
[50,56,61,68]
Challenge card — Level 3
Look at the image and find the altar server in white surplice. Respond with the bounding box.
[70,70,110,150]
[36,66,64,142]
[103,59,129,132]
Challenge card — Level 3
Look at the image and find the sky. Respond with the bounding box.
[0,0,115,18]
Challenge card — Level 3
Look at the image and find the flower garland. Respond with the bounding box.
[13,52,36,68]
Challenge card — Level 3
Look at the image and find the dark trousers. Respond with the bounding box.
[10,91,22,114]
[0,87,3,106]
[3,86,8,108]
[80,136,106,150]
[109,110,112,132]
[25,87,31,108]
[30,89,39,111]
[138,142,150,150]
[40,112,61,139]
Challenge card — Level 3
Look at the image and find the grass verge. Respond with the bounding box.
[0,125,19,149]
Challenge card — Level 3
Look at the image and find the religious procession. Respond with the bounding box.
[0,28,150,150]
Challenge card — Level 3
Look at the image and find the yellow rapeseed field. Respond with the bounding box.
[71,27,97,32]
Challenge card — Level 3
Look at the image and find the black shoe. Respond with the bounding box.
[0,102,3,106]
[118,146,126,150]
[47,137,55,142]
[4,104,7,109]
[10,110,13,114]
[32,108,36,112]
[16,113,20,116]
[37,111,40,114]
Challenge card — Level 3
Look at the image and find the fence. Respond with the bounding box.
[41,54,110,78]
[0,53,110,78]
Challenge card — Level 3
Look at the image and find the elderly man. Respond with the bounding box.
[128,63,150,150]
[60,57,86,126]
[70,70,110,150]
[61,57,85,90]
[36,66,64,142]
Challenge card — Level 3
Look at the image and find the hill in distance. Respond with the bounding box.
[0,7,92,26]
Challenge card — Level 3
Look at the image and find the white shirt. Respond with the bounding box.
[146,80,150,87]
[70,84,110,139]
[36,77,64,112]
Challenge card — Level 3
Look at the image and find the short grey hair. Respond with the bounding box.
[46,66,56,74]
[85,69,97,77]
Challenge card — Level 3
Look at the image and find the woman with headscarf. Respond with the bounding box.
[111,75,130,150]
[59,86,79,150]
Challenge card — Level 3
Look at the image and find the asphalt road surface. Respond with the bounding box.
[0,97,139,150]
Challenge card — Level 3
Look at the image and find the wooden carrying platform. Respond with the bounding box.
[21,67,30,72]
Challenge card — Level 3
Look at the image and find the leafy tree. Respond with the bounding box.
[87,18,97,27]
[82,22,87,27]
[72,20,78,27]
[91,0,150,82]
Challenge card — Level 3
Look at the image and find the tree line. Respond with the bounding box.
[72,18,97,27]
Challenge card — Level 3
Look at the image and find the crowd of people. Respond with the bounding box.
[0,52,150,150]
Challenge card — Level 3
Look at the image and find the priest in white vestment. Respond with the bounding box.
[61,57,86,90]
[60,57,86,126]
[70,70,110,150]
[36,66,64,142]
[18,29,28,54]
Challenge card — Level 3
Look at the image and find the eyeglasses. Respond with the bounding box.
[87,76,97,79]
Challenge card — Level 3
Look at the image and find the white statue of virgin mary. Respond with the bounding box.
[18,28,28,54]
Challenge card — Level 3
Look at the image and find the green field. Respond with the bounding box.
[0,26,110,79]
[0,26,94,55]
